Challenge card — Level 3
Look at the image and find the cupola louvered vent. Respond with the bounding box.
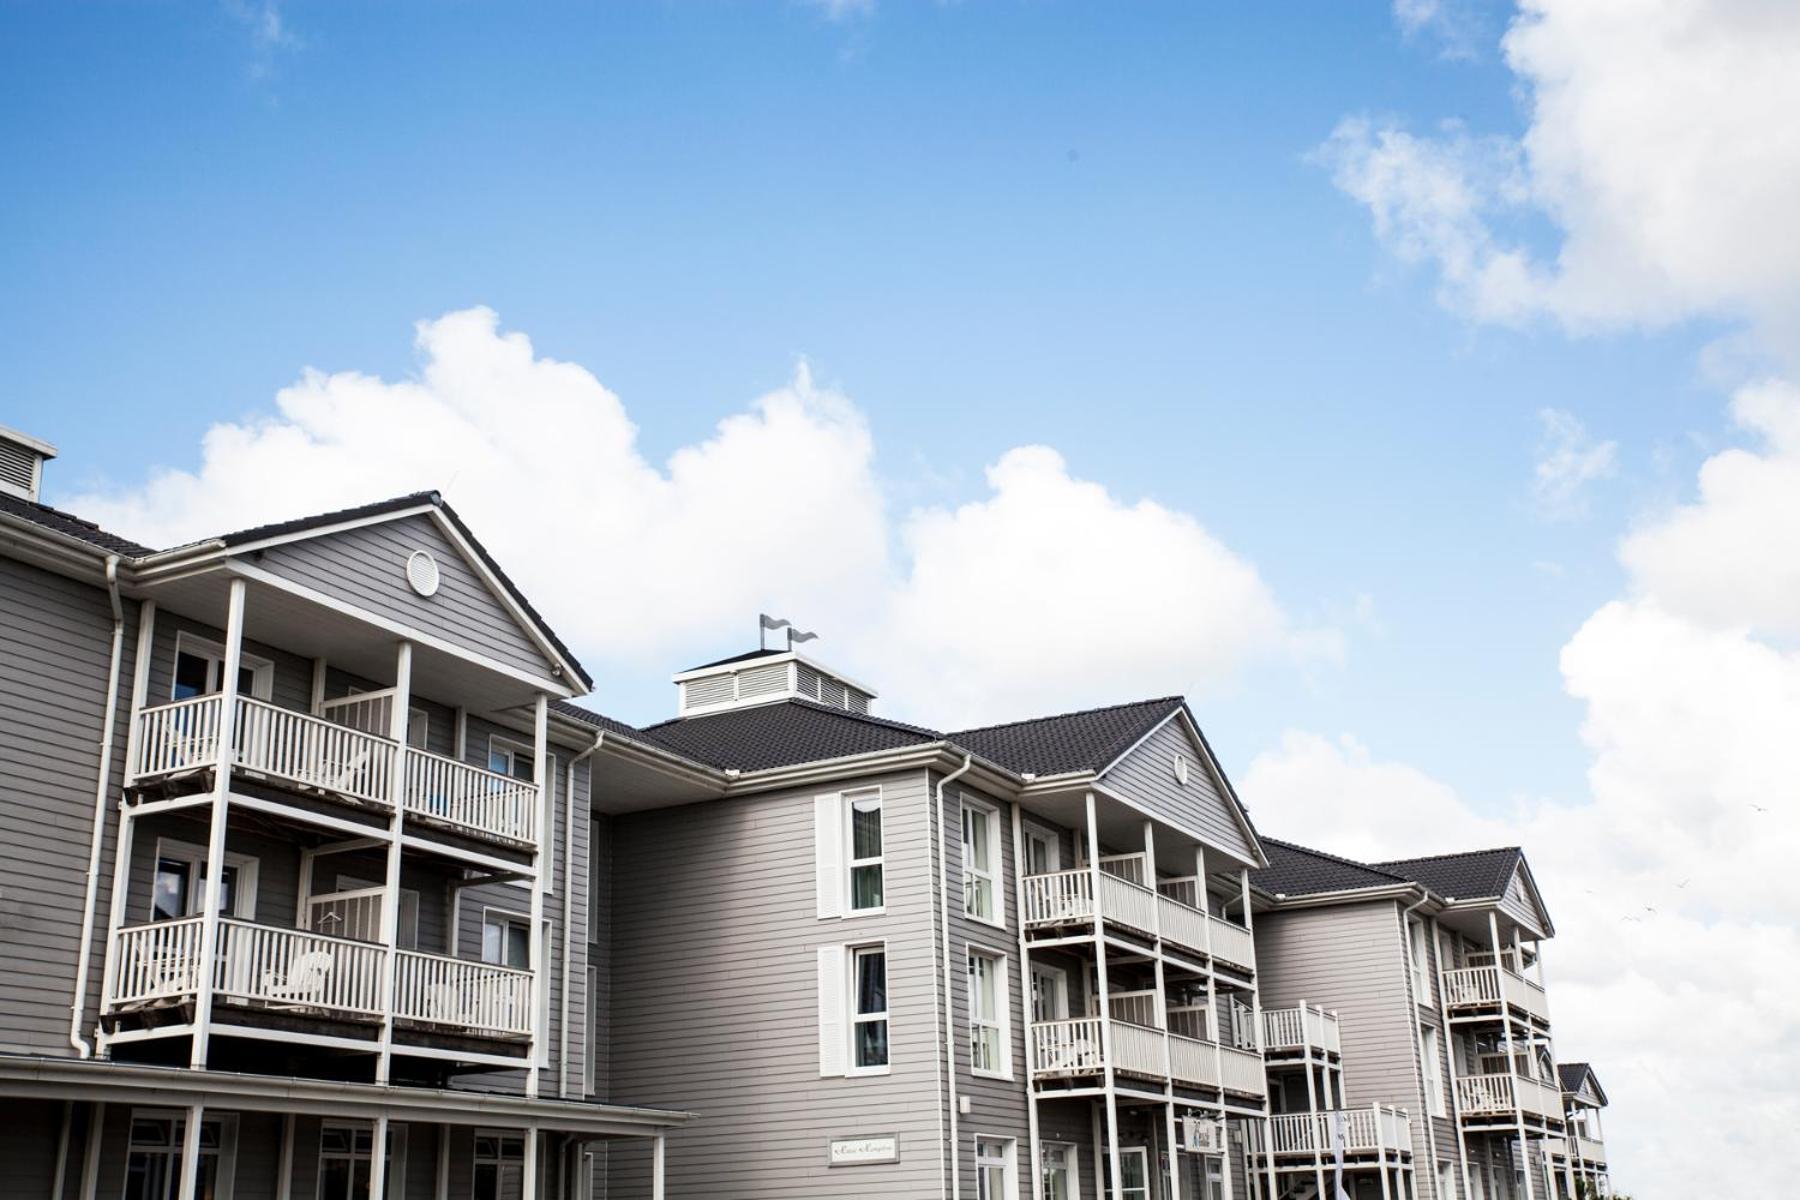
[0,425,57,502]
[673,646,877,718]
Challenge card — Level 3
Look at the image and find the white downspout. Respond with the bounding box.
[70,555,125,1058]
[560,731,605,1100]
[936,753,974,1200]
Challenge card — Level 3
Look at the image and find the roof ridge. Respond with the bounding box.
[1372,845,1523,867]
[1262,836,1411,884]
[948,695,1183,738]
[643,698,943,741]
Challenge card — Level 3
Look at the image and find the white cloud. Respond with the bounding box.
[1392,0,1484,61]
[64,307,1324,725]
[1246,387,1800,1195]
[800,0,876,21]
[1334,0,1800,343]
[1530,406,1617,519]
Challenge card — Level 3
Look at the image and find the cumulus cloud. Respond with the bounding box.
[64,307,1323,725]
[1329,0,1800,342]
[1530,407,1617,519]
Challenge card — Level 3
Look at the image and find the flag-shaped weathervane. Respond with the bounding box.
[759,613,818,651]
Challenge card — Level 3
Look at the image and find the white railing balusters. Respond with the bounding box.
[131,695,225,780]
[1031,1016,1106,1078]
[393,950,534,1036]
[402,748,538,843]
[1252,1107,1412,1157]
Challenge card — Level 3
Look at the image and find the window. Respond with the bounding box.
[317,1121,405,1200]
[487,736,536,781]
[482,911,530,969]
[968,948,1010,1077]
[1100,1148,1149,1200]
[1031,963,1070,1022]
[963,798,1001,925]
[338,876,420,950]
[976,1137,1016,1200]
[846,789,884,912]
[123,1111,235,1200]
[472,1131,525,1200]
[171,633,272,702]
[1421,1025,1446,1117]
[151,839,257,922]
[850,945,889,1072]
[1409,919,1430,1001]
[1041,1143,1079,1200]
[1439,1163,1458,1200]
[405,707,429,750]
[1024,827,1061,876]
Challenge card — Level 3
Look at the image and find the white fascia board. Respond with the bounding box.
[671,649,879,697]
[724,744,1017,798]
[0,423,60,458]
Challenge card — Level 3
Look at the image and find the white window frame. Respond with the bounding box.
[487,734,537,780]
[962,795,1004,928]
[1409,918,1430,1002]
[967,945,1012,1079]
[472,1129,526,1200]
[1421,1024,1446,1117]
[338,875,421,951]
[317,1120,406,1200]
[171,632,273,703]
[1023,824,1062,876]
[975,1136,1018,1200]
[844,787,885,915]
[406,706,429,750]
[123,1108,239,1200]
[1041,1141,1081,1200]
[150,837,259,922]
[1031,962,1071,1023]
[1104,1147,1149,1200]
[481,908,531,970]
[848,942,891,1077]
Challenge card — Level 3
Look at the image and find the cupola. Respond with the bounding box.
[0,424,57,502]
[672,648,877,717]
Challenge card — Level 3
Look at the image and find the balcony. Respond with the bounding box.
[1030,1016,1265,1099]
[1442,963,1551,1026]
[106,917,534,1044]
[130,695,539,847]
[1260,1004,1340,1058]
[1454,1070,1564,1128]
[1022,865,1257,974]
[1245,1106,1413,1161]
[1565,1132,1607,1165]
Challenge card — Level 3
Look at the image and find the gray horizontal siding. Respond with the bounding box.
[1099,717,1256,863]
[255,513,556,682]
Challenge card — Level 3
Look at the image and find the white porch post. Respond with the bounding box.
[522,1128,539,1200]
[375,639,412,1085]
[190,577,246,1070]
[1144,818,1179,1200]
[275,1112,295,1200]
[527,693,549,1098]
[77,1102,106,1200]
[436,1124,451,1200]
[175,1102,206,1200]
[1086,792,1125,1200]
[1491,912,1536,1200]
[1302,1000,1325,1200]
[651,1134,666,1200]
[1011,801,1045,1200]
[369,1115,390,1200]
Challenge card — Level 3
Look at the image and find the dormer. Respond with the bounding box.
[0,424,57,502]
[673,649,877,717]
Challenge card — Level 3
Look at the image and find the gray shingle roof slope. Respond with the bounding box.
[1253,838,1411,897]
[1372,847,1524,901]
[0,491,152,556]
[552,701,652,743]
[638,700,942,772]
[947,697,1186,777]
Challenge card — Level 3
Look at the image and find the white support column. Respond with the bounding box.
[1491,912,1536,1200]
[522,1129,539,1200]
[651,1134,666,1200]
[1086,792,1125,1200]
[1302,999,1326,1200]
[176,1103,206,1200]
[436,1124,451,1200]
[369,1115,390,1200]
[375,640,413,1085]
[1163,1103,1183,1200]
[275,1113,295,1200]
[1011,801,1045,1200]
[527,694,550,1098]
[190,577,245,1070]
[78,1102,106,1200]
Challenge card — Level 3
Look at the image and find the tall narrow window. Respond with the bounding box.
[170,634,272,702]
[482,912,531,969]
[122,1112,232,1200]
[968,948,1009,1077]
[963,799,1000,924]
[1024,828,1060,876]
[850,946,889,1072]
[847,789,884,912]
[1421,1025,1446,1117]
[473,1131,526,1200]
[1409,918,1430,1001]
[1040,1143,1076,1200]
[976,1137,1016,1200]
[318,1121,406,1200]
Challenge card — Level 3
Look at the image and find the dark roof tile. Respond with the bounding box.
[639,700,941,772]
[1372,847,1523,901]
[1253,838,1411,898]
[0,492,152,556]
[948,697,1184,776]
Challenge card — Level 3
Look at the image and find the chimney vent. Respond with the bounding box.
[0,424,57,503]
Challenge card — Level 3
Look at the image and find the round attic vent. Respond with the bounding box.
[1173,756,1190,786]
[406,550,440,597]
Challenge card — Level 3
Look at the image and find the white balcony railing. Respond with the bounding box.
[1023,868,1095,925]
[1208,915,1255,972]
[1443,964,1552,1025]
[393,950,534,1036]
[1107,990,1160,1027]
[404,747,538,843]
[1029,1017,1264,1098]
[107,919,533,1041]
[1455,1072,1564,1123]
[1248,1106,1413,1158]
[1219,1044,1267,1096]
[1156,891,1210,956]
[1262,1003,1341,1055]
[1023,867,1254,972]
[1167,1032,1219,1088]
[1570,1133,1607,1164]
[1032,1016,1106,1078]
[1110,1020,1170,1079]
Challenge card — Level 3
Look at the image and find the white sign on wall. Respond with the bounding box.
[829,1135,899,1166]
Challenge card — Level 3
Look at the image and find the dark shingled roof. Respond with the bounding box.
[1558,1062,1607,1104]
[1373,847,1523,902]
[682,648,789,671]
[639,700,941,772]
[0,491,152,556]
[948,697,1185,776]
[1253,838,1410,898]
[552,701,652,743]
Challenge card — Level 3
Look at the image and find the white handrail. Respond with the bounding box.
[1031,1016,1105,1078]
[1207,913,1256,971]
[1023,869,1094,926]
[109,916,206,1005]
[1097,871,1158,935]
[404,747,539,843]
[235,696,395,806]
[393,950,534,1037]
[1217,1044,1267,1097]
[131,695,226,780]
[1444,964,1552,1023]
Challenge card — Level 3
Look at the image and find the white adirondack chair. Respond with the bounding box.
[262,950,333,1008]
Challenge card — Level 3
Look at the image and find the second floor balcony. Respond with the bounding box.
[1029,1012,1266,1102]
[1259,1003,1341,1060]
[1245,1105,1413,1163]
[1022,858,1256,975]
[131,693,540,848]
[1443,956,1551,1027]
[1454,1067,1564,1130]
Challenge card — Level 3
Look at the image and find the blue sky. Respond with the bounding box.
[3,1,1719,800]
[7,3,1800,1190]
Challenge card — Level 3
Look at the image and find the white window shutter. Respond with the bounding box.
[817,944,847,1076]
[814,793,844,919]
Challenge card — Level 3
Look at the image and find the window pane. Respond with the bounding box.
[237,665,257,696]
[506,921,530,968]
[482,920,503,965]
[173,651,210,700]
[853,1017,888,1068]
[218,864,238,916]
[511,751,535,782]
[850,799,881,858]
[850,864,883,910]
[855,951,886,1015]
[154,859,190,920]
[488,749,510,774]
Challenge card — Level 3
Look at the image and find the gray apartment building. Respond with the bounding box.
[0,422,1617,1200]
